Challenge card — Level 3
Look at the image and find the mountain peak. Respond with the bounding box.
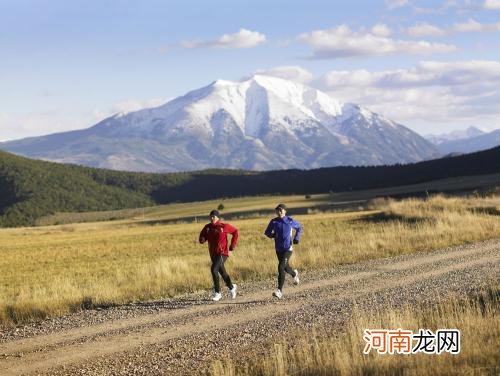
[0,75,439,172]
[426,126,486,145]
[211,78,234,87]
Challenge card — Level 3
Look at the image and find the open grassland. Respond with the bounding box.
[36,194,335,225]
[35,173,500,226]
[210,288,499,376]
[1,194,499,327]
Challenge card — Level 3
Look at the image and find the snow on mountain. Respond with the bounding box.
[433,128,500,155]
[0,75,440,172]
[425,126,485,145]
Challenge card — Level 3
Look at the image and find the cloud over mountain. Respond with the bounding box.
[298,24,457,59]
[315,60,500,133]
[181,28,266,49]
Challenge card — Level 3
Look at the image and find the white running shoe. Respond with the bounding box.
[211,292,222,302]
[273,289,283,299]
[229,284,237,299]
[293,269,300,285]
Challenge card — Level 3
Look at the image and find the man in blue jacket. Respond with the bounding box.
[264,203,302,299]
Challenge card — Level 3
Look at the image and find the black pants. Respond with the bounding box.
[210,254,233,293]
[276,251,296,290]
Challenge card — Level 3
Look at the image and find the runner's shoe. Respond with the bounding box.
[229,284,237,299]
[273,289,283,299]
[211,292,222,302]
[293,269,300,285]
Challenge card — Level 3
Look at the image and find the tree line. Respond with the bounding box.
[0,146,499,227]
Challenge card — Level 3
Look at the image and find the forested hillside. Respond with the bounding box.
[1,146,499,227]
[0,151,153,226]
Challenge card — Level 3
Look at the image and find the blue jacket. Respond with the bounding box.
[265,216,302,253]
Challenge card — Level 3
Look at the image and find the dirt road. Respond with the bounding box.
[1,239,498,375]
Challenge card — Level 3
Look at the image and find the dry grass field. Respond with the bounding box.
[35,173,500,226]
[210,288,499,376]
[1,193,499,327]
[36,194,333,225]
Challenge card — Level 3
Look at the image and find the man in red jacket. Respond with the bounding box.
[199,210,239,301]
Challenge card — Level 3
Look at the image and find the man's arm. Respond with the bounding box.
[264,220,275,238]
[226,223,239,250]
[292,219,302,242]
[199,225,208,244]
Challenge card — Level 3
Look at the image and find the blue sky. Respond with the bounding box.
[1,0,500,141]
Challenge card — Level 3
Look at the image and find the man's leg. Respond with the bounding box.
[218,255,234,290]
[283,251,295,276]
[210,254,222,293]
[276,252,288,290]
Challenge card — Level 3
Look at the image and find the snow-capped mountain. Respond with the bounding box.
[425,126,485,145]
[0,75,440,172]
[432,128,500,155]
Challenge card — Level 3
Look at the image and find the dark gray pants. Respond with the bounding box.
[210,254,233,293]
[276,251,296,290]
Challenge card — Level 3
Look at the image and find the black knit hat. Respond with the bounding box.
[209,210,220,217]
[275,203,287,211]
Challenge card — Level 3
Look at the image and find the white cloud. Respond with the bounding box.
[252,66,314,84]
[315,60,500,133]
[484,0,500,9]
[298,24,457,59]
[453,18,500,32]
[371,24,392,37]
[406,19,500,37]
[453,18,483,31]
[408,22,446,37]
[216,29,266,48]
[319,60,500,90]
[181,28,266,49]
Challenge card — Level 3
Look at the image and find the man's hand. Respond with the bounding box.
[229,246,234,251]
[293,239,299,245]
[199,237,206,244]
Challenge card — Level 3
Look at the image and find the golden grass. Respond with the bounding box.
[1,194,499,326]
[37,194,332,225]
[210,288,499,376]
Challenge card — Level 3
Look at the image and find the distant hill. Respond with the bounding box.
[434,129,500,154]
[0,151,153,227]
[425,126,485,145]
[0,146,499,227]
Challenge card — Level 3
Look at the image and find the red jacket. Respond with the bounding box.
[199,220,238,256]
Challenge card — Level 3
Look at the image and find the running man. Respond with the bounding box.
[264,204,302,299]
[199,210,239,301]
